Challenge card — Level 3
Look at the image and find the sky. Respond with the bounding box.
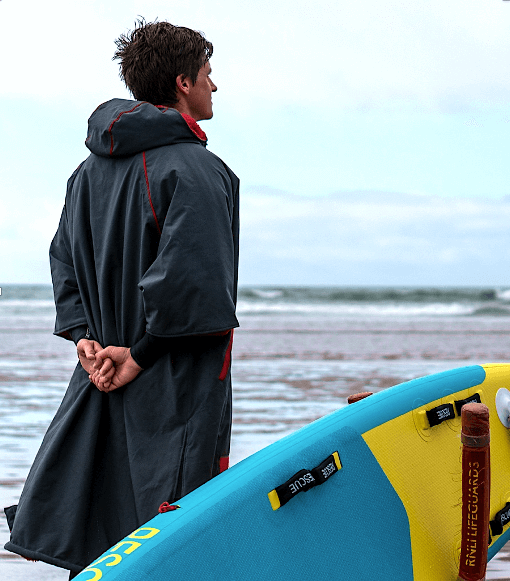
[0,0,509,286]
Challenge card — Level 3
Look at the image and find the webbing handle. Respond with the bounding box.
[268,452,342,511]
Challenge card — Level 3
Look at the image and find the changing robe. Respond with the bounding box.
[4,99,239,573]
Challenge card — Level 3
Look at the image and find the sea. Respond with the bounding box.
[1,284,510,579]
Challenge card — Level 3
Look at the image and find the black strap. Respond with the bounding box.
[268,453,341,510]
[454,393,482,416]
[490,502,510,537]
[311,454,340,484]
[426,403,455,427]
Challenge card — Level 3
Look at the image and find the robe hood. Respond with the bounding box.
[85,98,207,158]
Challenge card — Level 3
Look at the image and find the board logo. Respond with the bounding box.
[77,526,161,580]
[321,461,336,480]
[289,472,315,495]
[501,508,510,525]
[465,461,480,568]
[426,403,455,427]
[437,408,451,420]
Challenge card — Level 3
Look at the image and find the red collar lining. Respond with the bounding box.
[180,113,207,142]
[155,106,207,142]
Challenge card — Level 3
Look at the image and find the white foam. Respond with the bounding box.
[250,289,284,299]
[496,289,510,302]
[236,300,474,317]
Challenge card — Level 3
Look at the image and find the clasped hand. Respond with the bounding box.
[77,339,142,392]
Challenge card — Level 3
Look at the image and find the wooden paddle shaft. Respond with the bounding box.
[458,403,490,581]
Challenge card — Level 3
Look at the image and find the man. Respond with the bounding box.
[4,20,239,578]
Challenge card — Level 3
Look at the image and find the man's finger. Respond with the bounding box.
[80,343,94,359]
[102,366,116,381]
[90,371,104,389]
[98,358,114,376]
[94,348,113,369]
[96,346,113,359]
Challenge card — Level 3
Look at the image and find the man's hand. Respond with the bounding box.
[91,346,142,392]
[77,338,115,391]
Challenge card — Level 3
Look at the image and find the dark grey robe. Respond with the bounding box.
[4,100,239,573]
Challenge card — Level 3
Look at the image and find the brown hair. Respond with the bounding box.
[113,19,213,105]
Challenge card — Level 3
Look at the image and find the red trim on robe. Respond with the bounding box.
[142,152,162,235]
[218,330,234,381]
[108,103,145,156]
[219,456,229,473]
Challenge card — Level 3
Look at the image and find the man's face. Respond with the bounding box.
[185,61,217,121]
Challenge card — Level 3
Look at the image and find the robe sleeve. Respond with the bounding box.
[49,170,88,341]
[138,158,239,337]
[130,328,231,369]
[68,325,89,345]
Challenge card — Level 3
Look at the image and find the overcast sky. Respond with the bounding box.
[1,0,509,285]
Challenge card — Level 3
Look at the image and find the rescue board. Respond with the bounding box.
[76,363,510,580]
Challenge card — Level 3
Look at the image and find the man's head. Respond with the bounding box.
[113,19,214,114]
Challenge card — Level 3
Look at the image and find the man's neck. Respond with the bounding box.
[169,102,197,121]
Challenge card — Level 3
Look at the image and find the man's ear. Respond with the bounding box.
[176,74,190,95]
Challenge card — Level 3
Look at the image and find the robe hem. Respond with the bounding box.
[4,541,82,573]
[146,322,239,339]
[54,321,89,339]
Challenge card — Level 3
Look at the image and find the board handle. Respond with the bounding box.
[268,452,342,510]
[458,403,490,581]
